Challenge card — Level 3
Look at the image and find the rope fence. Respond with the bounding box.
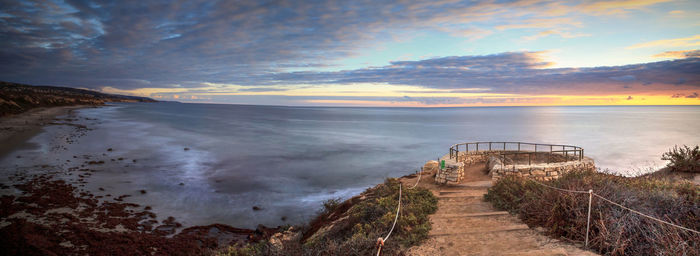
[529,179,700,248]
[376,165,698,255]
[376,167,423,256]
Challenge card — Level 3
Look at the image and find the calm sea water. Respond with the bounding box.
[1,103,698,228]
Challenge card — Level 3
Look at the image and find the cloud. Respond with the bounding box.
[687,92,699,98]
[653,49,700,59]
[610,75,636,82]
[581,0,673,15]
[522,29,591,41]
[263,52,700,95]
[0,0,692,93]
[237,87,288,92]
[627,95,633,100]
[627,35,700,49]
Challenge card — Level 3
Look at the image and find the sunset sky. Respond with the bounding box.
[1,0,699,106]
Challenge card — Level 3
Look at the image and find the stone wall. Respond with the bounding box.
[431,149,596,185]
[434,158,464,185]
[487,156,595,181]
[458,152,492,166]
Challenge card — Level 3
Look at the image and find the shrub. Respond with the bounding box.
[210,179,439,255]
[485,170,700,255]
[321,197,342,215]
[662,145,700,173]
[302,178,438,255]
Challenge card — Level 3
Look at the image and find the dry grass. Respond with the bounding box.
[485,170,700,255]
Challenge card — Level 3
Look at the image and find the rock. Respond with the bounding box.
[252,206,262,211]
[184,147,190,151]
[531,169,546,176]
[107,148,112,151]
[269,227,301,252]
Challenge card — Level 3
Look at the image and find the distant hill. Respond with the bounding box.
[0,81,157,116]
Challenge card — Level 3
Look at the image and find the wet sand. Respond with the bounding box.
[0,106,89,158]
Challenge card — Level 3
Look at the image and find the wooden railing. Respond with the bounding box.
[448,142,584,164]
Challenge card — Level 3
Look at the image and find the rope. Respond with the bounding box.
[528,178,700,236]
[377,183,401,256]
[378,167,426,255]
[592,193,700,234]
[385,183,402,241]
[529,179,590,194]
[408,167,423,189]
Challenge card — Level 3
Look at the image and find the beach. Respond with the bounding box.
[0,105,273,254]
[0,106,90,158]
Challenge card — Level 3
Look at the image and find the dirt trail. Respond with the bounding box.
[403,163,598,256]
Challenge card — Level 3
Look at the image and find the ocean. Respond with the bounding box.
[1,103,698,228]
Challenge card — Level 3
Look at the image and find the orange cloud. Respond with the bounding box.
[627,35,700,49]
[652,49,700,59]
[581,0,673,15]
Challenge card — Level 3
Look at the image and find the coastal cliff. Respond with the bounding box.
[0,81,156,116]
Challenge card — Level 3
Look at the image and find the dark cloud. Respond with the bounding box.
[237,87,288,92]
[2,0,557,89]
[610,75,636,82]
[0,0,697,97]
[265,53,700,95]
[627,96,633,100]
[686,92,699,98]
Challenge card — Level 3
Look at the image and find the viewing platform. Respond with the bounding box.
[434,142,595,185]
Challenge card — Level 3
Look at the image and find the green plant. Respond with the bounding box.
[662,145,700,173]
[302,179,438,255]
[321,197,342,215]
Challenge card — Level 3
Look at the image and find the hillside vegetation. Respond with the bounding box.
[485,170,699,255]
[0,81,156,116]
[216,178,438,255]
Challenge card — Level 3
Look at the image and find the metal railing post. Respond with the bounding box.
[517,142,520,151]
[489,142,492,151]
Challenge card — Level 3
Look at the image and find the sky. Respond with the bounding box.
[1,0,699,107]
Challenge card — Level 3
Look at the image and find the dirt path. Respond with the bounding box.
[403,163,598,256]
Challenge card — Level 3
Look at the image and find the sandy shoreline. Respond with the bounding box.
[0,105,91,159]
[0,105,280,254]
